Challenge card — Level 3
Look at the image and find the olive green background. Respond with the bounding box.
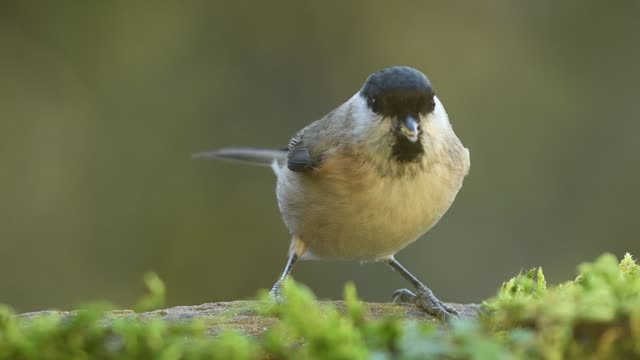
[1,1,638,311]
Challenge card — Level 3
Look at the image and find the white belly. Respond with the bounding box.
[276,160,466,261]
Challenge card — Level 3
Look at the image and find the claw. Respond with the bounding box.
[391,287,458,321]
[269,283,285,303]
[392,288,416,304]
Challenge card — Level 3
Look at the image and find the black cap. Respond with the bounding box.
[360,66,435,118]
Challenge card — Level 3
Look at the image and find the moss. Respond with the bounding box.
[132,272,166,313]
[484,252,640,359]
[0,253,638,359]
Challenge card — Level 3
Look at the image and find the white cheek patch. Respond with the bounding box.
[350,93,380,139]
[426,96,452,130]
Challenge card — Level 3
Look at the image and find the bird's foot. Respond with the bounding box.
[392,287,458,320]
[269,282,285,303]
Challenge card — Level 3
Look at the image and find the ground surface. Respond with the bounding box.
[19,301,482,337]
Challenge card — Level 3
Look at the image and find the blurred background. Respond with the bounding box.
[1,1,639,312]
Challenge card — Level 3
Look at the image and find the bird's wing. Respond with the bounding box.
[286,103,350,173]
[286,129,316,172]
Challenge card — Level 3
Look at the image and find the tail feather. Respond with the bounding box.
[193,147,287,167]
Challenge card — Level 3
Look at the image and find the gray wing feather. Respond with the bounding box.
[287,130,315,172]
[194,107,339,171]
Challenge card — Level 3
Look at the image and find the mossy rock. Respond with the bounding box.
[19,300,481,338]
[2,253,639,359]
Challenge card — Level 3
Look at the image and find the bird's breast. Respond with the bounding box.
[276,151,467,261]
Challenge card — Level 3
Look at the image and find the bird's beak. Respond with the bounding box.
[400,115,419,142]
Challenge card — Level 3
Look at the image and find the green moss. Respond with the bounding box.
[132,272,166,313]
[483,252,640,359]
[0,253,638,359]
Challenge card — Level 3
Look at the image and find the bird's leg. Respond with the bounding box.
[269,253,298,301]
[385,257,458,320]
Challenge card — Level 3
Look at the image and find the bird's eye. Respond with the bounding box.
[368,97,381,113]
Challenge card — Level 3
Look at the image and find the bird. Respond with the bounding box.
[194,66,470,319]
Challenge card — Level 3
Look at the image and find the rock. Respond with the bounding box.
[19,301,481,337]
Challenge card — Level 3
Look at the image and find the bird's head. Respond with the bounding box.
[349,66,450,168]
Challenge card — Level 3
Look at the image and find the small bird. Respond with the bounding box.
[195,66,470,319]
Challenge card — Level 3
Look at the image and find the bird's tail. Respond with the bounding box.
[192,147,287,167]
